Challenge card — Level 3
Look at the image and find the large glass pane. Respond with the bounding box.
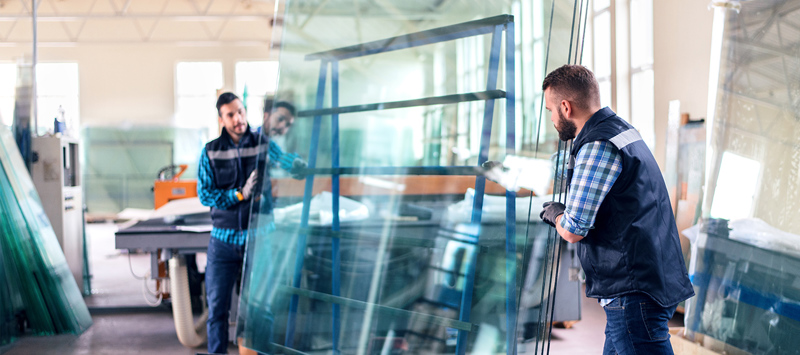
[237,0,588,354]
[684,1,800,354]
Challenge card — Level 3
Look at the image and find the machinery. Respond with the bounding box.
[153,164,197,209]
[31,135,84,291]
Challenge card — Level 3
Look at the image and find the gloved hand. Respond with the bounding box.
[240,170,258,200]
[539,201,566,228]
[290,158,308,180]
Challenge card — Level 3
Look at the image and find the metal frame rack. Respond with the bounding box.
[284,14,517,355]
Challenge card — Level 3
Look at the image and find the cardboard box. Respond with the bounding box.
[669,328,752,355]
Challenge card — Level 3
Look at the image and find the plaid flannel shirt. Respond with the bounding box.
[559,140,622,237]
[198,139,297,245]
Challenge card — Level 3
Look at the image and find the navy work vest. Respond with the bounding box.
[567,107,695,307]
[205,127,269,231]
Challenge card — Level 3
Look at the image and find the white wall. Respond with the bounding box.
[653,0,714,169]
[0,44,270,127]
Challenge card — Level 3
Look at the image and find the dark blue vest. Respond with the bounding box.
[567,107,695,307]
[205,127,270,231]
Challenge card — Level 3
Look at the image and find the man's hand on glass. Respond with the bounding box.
[539,201,566,227]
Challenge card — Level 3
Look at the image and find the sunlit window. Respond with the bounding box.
[175,62,224,138]
[589,0,655,150]
[592,4,612,109]
[0,63,80,136]
[0,64,16,128]
[37,63,80,136]
[630,0,654,149]
[235,61,280,128]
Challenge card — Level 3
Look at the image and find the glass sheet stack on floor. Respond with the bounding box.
[684,0,800,354]
[235,0,589,353]
[0,124,92,345]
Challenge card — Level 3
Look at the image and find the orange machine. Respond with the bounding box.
[153,164,198,209]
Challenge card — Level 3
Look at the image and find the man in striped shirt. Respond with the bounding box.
[539,65,693,355]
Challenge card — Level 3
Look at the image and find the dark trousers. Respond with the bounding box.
[602,292,677,355]
[205,237,245,354]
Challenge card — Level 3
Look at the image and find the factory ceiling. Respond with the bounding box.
[0,0,276,45]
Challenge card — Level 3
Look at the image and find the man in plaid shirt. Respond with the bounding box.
[539,65,693,355]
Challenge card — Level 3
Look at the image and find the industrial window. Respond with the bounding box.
[0,63,79,136]
[629,0,655,149]
[37,63,80,136]
[234,61,280,128]
[589,0,655,149]
[174,61,224,138]
[0,64,15,128]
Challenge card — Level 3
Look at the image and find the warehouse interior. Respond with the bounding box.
[0,0,799,354]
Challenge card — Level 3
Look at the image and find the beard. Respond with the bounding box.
[557,109,577,141]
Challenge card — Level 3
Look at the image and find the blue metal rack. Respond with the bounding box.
[285,14,517,355]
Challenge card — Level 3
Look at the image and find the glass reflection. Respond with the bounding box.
[237,0,587,353]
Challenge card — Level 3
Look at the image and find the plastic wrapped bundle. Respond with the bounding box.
[0,124,92,337]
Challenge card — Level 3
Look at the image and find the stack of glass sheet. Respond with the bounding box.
[0,124,92,343]
[684,0,800,354]
[235,0,588,353]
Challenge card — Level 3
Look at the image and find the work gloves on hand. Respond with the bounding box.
[240,170,258,201]
[290,158,308,180]
[539,201,566,228]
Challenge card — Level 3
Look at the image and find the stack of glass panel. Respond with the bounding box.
[235,0,588,353]
[0,124,92,342]
[684,0,800,353]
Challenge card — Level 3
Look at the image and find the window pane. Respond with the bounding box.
[594,0,610,11]
[235,61,280,128]
[0,64,16,127]
[235,61,279,96]
[176,62,223,96]
[631,69,654,149]
[175,62,223,137]
[599,78,612,109]
[593,11,611,78]
[37,63,79,96]
[630,0,653,68]
[37,63,80,135]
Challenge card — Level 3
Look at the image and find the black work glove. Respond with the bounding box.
[290,158,308,180]
[539,201,566,228]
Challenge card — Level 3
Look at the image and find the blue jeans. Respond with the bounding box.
[206,236,245,354]
[602,293,676,355]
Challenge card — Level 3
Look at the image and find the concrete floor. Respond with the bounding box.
[0,223,683,354]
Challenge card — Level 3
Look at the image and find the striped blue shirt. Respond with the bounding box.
[559,140,622,237]
[198,140,296,245]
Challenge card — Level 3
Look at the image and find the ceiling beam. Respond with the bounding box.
[0,14,270,21]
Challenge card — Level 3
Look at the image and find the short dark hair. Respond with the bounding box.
[216,92,240,116]
[263,97,296,117]
[541,65,600,110]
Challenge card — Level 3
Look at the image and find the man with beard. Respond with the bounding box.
[198,92,268,354]
[538,65,693,355]
[257,98,306,179]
